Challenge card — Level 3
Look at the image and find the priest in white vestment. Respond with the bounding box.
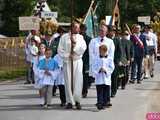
[58,22,86,109]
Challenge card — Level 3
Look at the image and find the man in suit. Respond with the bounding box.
[130,24,147,84]
[80,24,92,98]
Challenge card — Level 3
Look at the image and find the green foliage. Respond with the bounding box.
[0,68,26,80]
[1,0,160,36]
[48,0,91,22]
[0,0,35,36]
[120,0,160,24]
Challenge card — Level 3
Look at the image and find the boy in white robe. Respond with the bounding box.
[93,44,115,110]
[37,48,59,108]
[53,54,66,107]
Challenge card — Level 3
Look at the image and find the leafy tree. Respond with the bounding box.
[48,0,91,22]
[0,0,35,36]
[1,0,160,36]
[120,0,160,25]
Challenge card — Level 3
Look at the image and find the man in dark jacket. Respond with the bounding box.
[80,24,92,98]
[118,30,134,89]
[107,26,122,97]
[130,24,147,84]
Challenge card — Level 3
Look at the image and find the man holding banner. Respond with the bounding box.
[58,21,86,110]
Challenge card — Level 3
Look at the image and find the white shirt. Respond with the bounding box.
[143,31,157,52]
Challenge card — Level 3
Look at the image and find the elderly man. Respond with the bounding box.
[58,21,86,110]
[89,24,115,109]
[130,24,147,84]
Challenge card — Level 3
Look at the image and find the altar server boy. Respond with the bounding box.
[93,44,115,110]
[53,54,66,107]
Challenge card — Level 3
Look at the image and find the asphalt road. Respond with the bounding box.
[0,61,160,120]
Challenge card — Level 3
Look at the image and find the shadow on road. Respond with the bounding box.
[135,88,160,91]
[0,104,100,112]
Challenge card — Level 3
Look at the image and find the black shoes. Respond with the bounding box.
[121,86,125,90]
[97,104,104,110]
[137,80,141,84]
[75,102,82,110]
[60,102,66,107]
[130,80,142,84]
[96,102,112,110]
[82,93,87,98]
[107,103,112,107]
[24,81,31,84]
[65,102,82,110]
[150,72,154,78]
[111,94,116,98]
[104,102,112,108]
[66,103,73,109]
[129,80,135,84]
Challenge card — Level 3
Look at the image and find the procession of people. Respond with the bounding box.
[24,19,158,111]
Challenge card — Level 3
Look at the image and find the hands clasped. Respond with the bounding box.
[44,70,51,76]
[99,68,107,74]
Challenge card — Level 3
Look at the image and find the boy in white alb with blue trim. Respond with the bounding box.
[37,48,59,108]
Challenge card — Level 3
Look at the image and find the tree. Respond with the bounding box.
[48,0,91,22]
[0,0,35,36]
[1,0,160,36]
[120,0,160,26]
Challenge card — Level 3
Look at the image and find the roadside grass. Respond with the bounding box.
[0,67,27,80]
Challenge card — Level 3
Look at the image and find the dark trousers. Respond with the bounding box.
[82,71,89,95]
[111,67,118,96]
[125,65,130,84]
[117,66,127,88]
[58,85,66,104]
[96,84,110,105]
[26,65,34,84]
[131,57,143,81]
[52,85,57,96]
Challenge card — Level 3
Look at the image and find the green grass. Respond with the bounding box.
[0,68,27,80]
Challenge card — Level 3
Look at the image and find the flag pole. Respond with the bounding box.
[70,0,74,94]
[111,0,120,28]
[83,0,94,24]
[125,23,132,35]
